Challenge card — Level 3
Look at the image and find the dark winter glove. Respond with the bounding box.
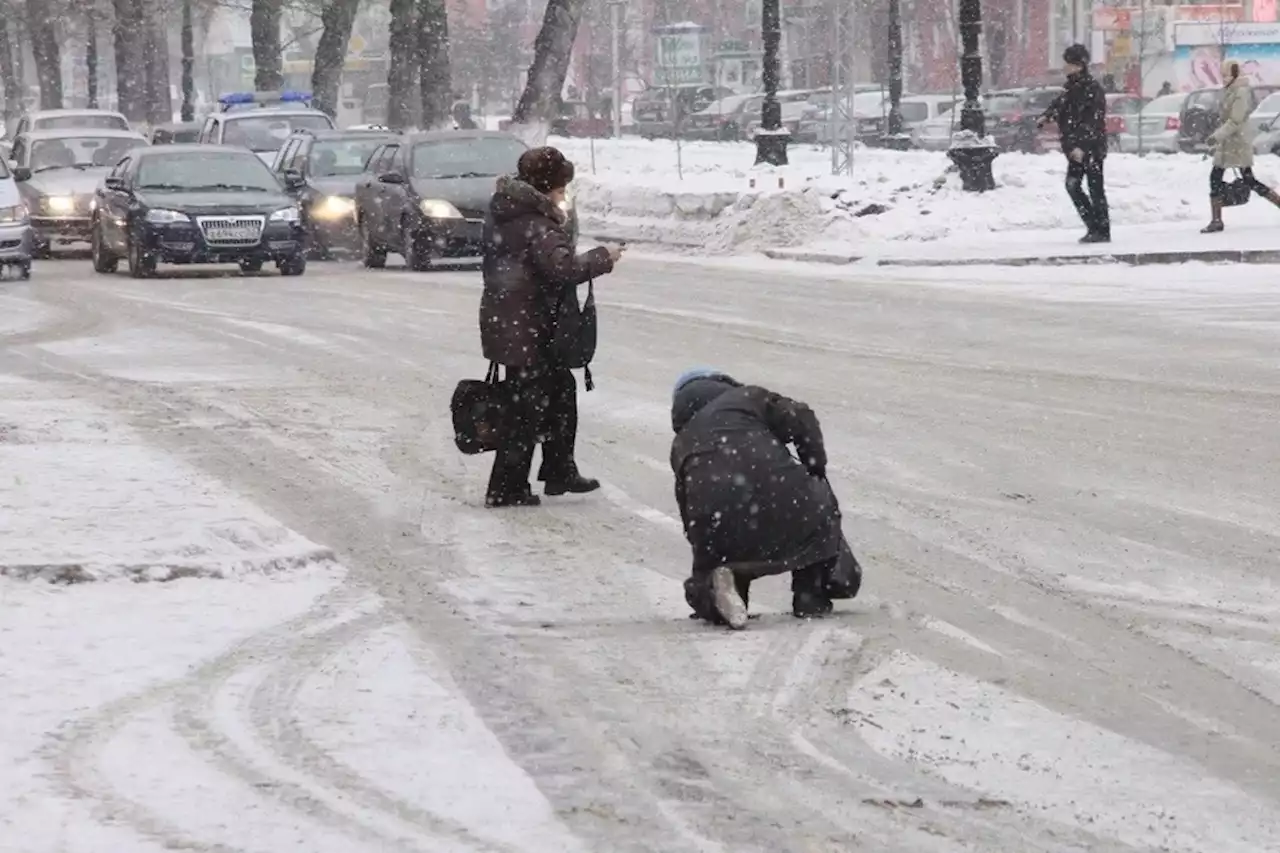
[809,465,826,480]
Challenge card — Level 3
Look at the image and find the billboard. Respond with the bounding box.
[653,24,709,88]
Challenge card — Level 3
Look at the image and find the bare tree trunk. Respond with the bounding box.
[112,0,146,121]
[25,0,64,109]
[86,9,99,108]
[180,0,194,121]
[0,13,19,129]
[250,0,284,90]
[414,0,450,129]
[386,0,416,129]
[511,0,587,146]
[311,0,361,118]
[144,1,172,125]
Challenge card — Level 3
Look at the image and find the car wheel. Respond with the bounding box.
[360,217,386,269]
[277,254,306,276]
[403,222,431,271]
[32,240,51,260]
[239,258,264,274]
[127,233,156,278]
[16,261,30,280]
[1108,134,1121,152]
[91,221,119,274]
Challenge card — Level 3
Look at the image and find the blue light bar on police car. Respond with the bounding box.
[217,90,313,111]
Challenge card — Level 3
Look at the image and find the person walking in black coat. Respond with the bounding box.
[670,369,862,629]
[1038,44,1111,243]
[479,147,623,507]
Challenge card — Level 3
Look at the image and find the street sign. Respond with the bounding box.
[654,30,707,87]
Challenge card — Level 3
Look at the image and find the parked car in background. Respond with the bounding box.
[0,156,33,279]
[354,130,534,271]
[6,108,131,139]
[807,91,893,144]
[91,144,308,278]
[1178,84,1280,152]
[149,123,202,145]
[1250,90,1280,136]
[1118,92,1187,153]
[986,86,1063,152]
[911,110,961,151]
[631,85,732,138]
[199,91,336,163]
[686,89,827,141]
[11,128,149,257]
[271,128,400,257]
[856,94,958,144]
[744,101,815,140]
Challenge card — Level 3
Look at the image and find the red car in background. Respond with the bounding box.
[1035,92,1147,152]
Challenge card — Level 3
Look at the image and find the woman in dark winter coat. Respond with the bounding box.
[479,146,623,507]
[670,368,862,629]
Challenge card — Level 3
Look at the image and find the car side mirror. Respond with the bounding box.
[103,175,125,190]
[12,166,31,182]
[283,169,306,190]
[378,171,405,184]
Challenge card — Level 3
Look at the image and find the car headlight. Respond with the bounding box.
[145,208,187,224]
[313,196,355,219]
[0,204,28,224]
[269,206,301,223]
[44,195,76,214]
[419,198,462,219]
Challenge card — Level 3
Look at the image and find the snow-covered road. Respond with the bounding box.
[3,256,1280,852]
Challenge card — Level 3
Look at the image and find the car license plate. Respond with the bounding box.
[208,225,257,241]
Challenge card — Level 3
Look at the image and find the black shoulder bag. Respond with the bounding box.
[550,279,599,390]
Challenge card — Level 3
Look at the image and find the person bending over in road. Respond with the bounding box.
[670,369,862,629]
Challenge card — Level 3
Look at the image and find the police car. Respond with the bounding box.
[197,91,336,164]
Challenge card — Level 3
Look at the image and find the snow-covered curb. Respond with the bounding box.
[560,138,1280,257]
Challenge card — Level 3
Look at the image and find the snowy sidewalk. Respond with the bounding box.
[763,221,1280,267]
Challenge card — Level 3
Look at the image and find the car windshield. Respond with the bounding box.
[310,138,388,176]
[35,114,129,131]
[985,94,1024,114]
[410,137,527,180]
[30,136,140,172]
[1257,92,1280,113]
[223,114,334,152]
[136,152,281,192]
[1144,93,1186,114]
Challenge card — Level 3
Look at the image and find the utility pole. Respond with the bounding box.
[946,0,998,191]
[754,0,788,165]
[830,0,856,175]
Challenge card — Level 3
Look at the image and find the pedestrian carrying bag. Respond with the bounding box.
[550,279,598,390]
[1222,169,1253,207]
[450,362,507,455]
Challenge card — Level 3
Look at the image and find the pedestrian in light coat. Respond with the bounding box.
[1201,58,1280,233]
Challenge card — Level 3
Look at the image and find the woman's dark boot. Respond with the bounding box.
[1201,198,1224,233]
[1263,187,1280,208]
[791,564,834,619]
[543,464,600,496]
[485,487,541,508]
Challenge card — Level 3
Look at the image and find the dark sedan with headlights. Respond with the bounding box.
[354,130,577,271]
[91,145,307,278]
[10,128,149,256]
[272,128,399,258]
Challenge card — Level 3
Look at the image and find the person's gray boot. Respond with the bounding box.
[710,566,748,630]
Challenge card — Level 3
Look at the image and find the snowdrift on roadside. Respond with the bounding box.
[558,137,1280,252]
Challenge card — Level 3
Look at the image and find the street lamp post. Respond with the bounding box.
[754,0,788,166]
[946,0,998,191]
[882,0,909,150]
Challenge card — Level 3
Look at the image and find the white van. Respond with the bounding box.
[0,157,32,278]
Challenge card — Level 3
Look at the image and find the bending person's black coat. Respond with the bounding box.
[670,375,840,580]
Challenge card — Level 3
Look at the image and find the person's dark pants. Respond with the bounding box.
[1065,150,1110,237]
[1210,166,1270,198]
[486,364,577,499]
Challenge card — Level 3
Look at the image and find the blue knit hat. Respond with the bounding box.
[673,367,727,395]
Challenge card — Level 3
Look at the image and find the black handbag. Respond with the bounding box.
[550,279,598,390]
[450,362,507,455]
[1222,169,1253,207]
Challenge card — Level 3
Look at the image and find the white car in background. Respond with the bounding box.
[912,110,962,151]
[1117,92,1187,154]
[1252,92,1280,155]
